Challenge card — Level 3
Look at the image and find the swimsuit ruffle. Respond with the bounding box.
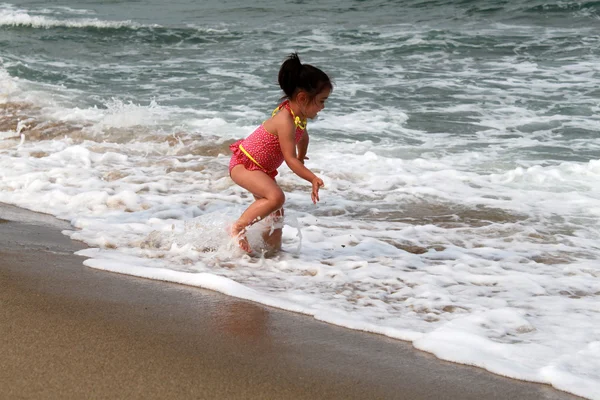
[229,140,278,179]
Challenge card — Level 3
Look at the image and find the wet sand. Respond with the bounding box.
[0,203,583,400]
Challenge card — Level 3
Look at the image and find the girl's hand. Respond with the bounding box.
[311,177,324,204]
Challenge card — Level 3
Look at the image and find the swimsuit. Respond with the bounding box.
[229,101,306,179]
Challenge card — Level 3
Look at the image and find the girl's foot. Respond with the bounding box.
[228,223,251,253]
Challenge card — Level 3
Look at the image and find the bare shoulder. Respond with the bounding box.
[263,108,294,137]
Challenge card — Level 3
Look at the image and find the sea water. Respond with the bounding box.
[1,0,600,398]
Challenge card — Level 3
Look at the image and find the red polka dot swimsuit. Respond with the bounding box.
[229,101,306,180]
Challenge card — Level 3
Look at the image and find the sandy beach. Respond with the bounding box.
[0,203,583,400]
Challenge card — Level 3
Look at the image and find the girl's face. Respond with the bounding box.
[302,87,330,119]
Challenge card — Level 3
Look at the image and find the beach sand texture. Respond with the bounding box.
[0,203,583,400]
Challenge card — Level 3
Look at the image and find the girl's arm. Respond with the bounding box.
[278,124,323,204]
[279,125,315,182]
[296,130,309,164]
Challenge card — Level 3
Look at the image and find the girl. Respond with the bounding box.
[228,53,332,253]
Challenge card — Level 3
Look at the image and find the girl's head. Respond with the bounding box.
[278,53,332,114]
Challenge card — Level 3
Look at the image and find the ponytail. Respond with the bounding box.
[278,53,332,101]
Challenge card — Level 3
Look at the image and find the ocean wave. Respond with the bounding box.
[0,9,142,30]
[523,1,600,14]
[396,0,600,23]
[0,9,255,46]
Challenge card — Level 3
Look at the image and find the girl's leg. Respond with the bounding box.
[230,165,285,251]
[259,207,283,254]
[234,204,283,254]
[263,227,282,253]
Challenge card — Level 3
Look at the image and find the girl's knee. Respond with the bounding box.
[269,190,285,209]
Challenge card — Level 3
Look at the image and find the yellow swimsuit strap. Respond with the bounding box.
[239,144,265,170]
[272,101,307,130]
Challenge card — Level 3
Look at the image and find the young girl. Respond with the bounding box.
[228,53,332,253]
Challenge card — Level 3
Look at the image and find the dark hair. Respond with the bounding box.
[278,53,332,101]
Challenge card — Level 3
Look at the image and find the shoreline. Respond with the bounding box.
[0,203,583,399]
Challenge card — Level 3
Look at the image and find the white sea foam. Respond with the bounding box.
[0,66,18,104]
[0,6,144,29]
[36,6,96,16]
[205,68,265,88]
